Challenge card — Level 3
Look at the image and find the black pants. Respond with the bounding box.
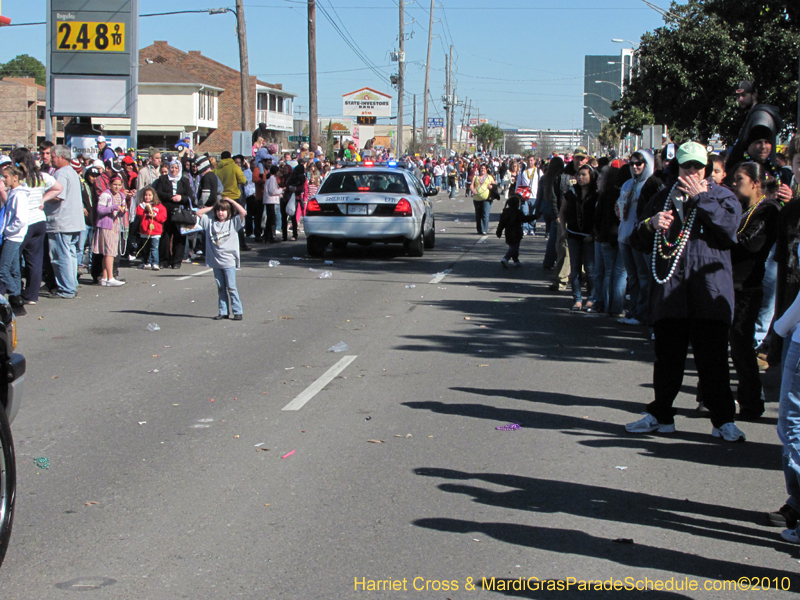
[730,288,764,416]
[648,318,736,428]
[280,198,297,240]
[245,195,261,238]
[159,220,186,268]
[265,204,277,242]
[20,221,47,302]
[91,253,120,281]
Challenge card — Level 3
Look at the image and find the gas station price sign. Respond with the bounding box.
[56,21,125,52]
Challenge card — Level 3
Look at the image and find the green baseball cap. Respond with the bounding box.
[676,141,707,165]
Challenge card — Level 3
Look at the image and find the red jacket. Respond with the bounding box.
[136,203,167,236]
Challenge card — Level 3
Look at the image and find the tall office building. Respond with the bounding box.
[583,49,634,139]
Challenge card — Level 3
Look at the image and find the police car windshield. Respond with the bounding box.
[319,171,410,195]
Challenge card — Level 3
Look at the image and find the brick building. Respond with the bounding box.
[0,77,65,149]
[138,41,296,153]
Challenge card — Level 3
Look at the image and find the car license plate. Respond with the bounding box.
[347,204,367,215]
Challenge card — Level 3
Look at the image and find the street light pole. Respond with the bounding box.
[234,0,252,133]
[308,0,318,152]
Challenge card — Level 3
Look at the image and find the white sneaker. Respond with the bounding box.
[105,278,126,287]
[152,264,160,271]
[100,278,108,287]
[140,264,152,270]
[625,412,676,433]
[712,422,746,442]
[781,527,800,543]
[511,261,521,268]
[500,258,509,268]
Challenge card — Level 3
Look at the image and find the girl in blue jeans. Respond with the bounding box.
[196,197,246,320]
[773,242,800,543]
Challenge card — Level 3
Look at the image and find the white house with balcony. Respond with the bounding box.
[256,84,295,133]
[92,63,223,149]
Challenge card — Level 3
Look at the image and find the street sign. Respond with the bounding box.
[289,136,310,142]
[356,116,376,125]
[48,0,135,118]
[427,118,444,128]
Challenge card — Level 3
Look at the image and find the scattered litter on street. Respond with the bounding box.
[612,538,634,544]
[324,260,334,265]
[496,423,521,431]
[405,285,416,288]
[33,457,50,469]
[285,367,294,370]
[439,229,446,232]
[148,369,159,373]
[84,501,99,506]
[147,323,160,331]
[615,466,628,470]
[365,416,372,421]
[464,317,471,320]
[472,538,481,542]
[293,257,302,261]
[280,316,294,320]
[478,364,489,367]
[318,270,333,279]
[268,260,281,267]
[281,450,295,458]
[138,421,146,425]
[328,341,349,353]
[367,439,384,444]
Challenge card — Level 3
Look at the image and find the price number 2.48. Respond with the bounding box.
[57,21,125,52]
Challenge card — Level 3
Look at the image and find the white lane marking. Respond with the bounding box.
[282,355,358,411]
[429,269,452,284]
[478,234,488,243]
[176,268,213,281]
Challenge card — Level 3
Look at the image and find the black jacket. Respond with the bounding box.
[198,171,220,207]
[731,197,780,290]
[726,103,784,175]
[496,205,534,245]
[154,175,193,216]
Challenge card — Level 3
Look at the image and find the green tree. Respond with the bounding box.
[471,123,504,151]
[598,122,622,150]
[612,0,800,143]
[0,54,46,86]
[325,123,335,162]
[504,132,524,155]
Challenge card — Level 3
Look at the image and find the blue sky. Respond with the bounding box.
[0,0,666,131]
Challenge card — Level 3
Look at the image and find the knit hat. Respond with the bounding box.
[70,158,82,173]
[745,124,775,148]
[267,143,278,154]
[676,141,707,166]
[195,155,211,174]
[93,159,105,170]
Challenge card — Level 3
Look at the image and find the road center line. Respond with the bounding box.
[281,355,358,411]
[429,269,452,284]
[176,268,213,281]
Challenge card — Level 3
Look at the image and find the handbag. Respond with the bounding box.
[171,207,197,226]
[286,193,297,217]
[516,186,532,199]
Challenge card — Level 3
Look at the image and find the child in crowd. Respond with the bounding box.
[92,175,127,287]
[135,186,166,270]
[195,197,246,320]
[709,154,727,186]
[0,164,30,315]
[496,194,534,268]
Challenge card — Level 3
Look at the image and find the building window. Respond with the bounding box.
[198,91,205,120]
[269,94,277,112]
[208,92,215,121]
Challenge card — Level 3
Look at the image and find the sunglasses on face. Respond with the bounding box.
[629,161,644,167]
[681,160,706,171]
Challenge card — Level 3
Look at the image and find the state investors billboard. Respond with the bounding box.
[342,87,392,118]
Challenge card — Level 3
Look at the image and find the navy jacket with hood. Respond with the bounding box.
[632,181,741,325]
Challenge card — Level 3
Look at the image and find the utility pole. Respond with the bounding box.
[445,49,451,157]
[413,94,417,151]
[397,0,405,157]
[458,96,468,153]
[130,0,139,149]
[235,0,252,132]
[308,0,318,152]
[448,46,454,156]
[422,0,434,155]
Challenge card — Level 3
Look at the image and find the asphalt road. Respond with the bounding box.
[0,190,796,599]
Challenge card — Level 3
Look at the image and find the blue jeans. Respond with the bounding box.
[213,267,243,316]
[756,244,777,348]
[0,240,21,297]
[78,224,92,267]
[434,175,442,188]
[521,200,535,234]
[503,242,520,262]
[779,340,800,514]
[47,231,80,298]
[567,235,594,303]
[599,242,627,315]
[593,241,606,312]
[147,236,161,266]
[473,200,490,234]
[619,241,650,321]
